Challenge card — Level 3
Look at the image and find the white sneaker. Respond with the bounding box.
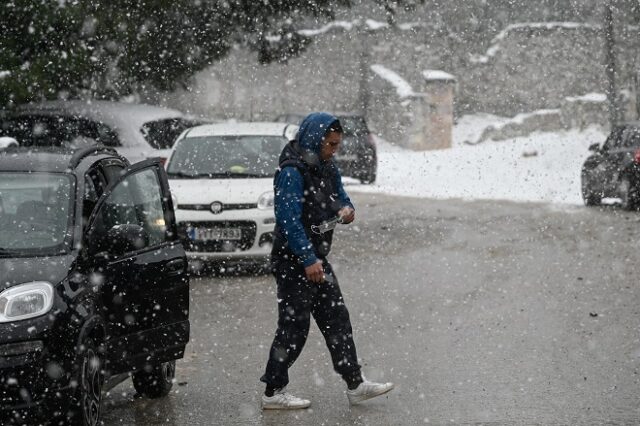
[346,380,395,405]
[262,387,311,410]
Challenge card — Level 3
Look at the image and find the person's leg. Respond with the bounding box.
[310,262,363,389]
[313,263,395,404]
[261,260,313,392]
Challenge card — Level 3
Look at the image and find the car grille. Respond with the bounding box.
[178,203,257,211]
[178,221,256,252]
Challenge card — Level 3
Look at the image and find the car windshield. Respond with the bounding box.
[167,135,287,178]
[141,118,203,149]
[0,172,73,255]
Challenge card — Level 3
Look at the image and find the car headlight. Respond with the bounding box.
[0,282,54,322]
[258,191,274,210]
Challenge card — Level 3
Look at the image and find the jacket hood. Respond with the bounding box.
[296,112,339,155]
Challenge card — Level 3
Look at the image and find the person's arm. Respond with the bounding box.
[334,166,355,223]
[274,167,318,267]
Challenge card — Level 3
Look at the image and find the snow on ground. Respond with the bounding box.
[346,117,607,206]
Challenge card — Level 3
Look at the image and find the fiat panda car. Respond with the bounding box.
[0,146,189,425]
[166,122,298,272]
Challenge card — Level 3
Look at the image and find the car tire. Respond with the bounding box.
[67,337,105,426]
[359,167,377,184]
[132,360,175,399]
[618,176,640,210]
[581,173,601,206]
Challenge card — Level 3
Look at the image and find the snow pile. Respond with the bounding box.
[565,93,607,103]
[487,109,559,129]
[470,22,599,64]
[348,121,606,205]
[422,70,455,81]
[298,21,356,37]
[452,113,512,147]
[370,64,416,98]
[365,19,388,30]
[298,18,423,37]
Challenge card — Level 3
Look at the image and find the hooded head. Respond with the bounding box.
[295,112,341,155]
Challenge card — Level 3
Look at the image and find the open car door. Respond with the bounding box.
[85,158,189,375]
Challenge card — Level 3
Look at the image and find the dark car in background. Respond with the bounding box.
[0,100,205,165]
[275,112,377,183]
[581,122,640,210]
[0,146,189,425]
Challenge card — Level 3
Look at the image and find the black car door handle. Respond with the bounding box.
[165,258,186,275]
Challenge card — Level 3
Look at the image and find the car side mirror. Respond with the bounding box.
[105,224,149,257]
[588,143,600,152]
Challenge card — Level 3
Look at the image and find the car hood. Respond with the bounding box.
[0,255,74,292]
[169,178,273,204]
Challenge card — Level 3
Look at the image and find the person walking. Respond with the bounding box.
[260,112,394,410]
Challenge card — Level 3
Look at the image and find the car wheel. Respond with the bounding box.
[132,360,175,398]
[581,173,601,206]
[359,167,377,184]
[68,337,105,426]
[618,176,640,210]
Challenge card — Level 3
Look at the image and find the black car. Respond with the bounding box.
[0,146,189,425]
[274,112,377,183]
[581,122,640,209]
[0,100,205,165]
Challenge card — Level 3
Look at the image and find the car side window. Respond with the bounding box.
[101,164,126,184]
[126,168,168,246]
[89,167,168,254]
[2,115,65,147]
[82,172,102,227]
[61,118,121,148]
[140,118,202,149]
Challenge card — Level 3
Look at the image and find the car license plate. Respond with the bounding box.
[190,227,242,241]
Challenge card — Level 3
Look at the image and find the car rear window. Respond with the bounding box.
[338,116,369,136]
[141,118,202,149]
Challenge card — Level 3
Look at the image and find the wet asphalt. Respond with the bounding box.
[101,193,640,425]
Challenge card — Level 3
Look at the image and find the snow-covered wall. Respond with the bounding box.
[153,12,639,143]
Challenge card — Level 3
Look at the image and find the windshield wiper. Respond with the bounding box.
[166,171,207,179]
[169,171,267,179]
[211,172,266,178]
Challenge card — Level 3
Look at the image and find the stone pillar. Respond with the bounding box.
[407,70,456,150]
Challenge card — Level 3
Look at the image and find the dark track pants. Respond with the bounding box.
[260,259,362,389]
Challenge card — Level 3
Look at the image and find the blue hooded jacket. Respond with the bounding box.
[274,112,354,266]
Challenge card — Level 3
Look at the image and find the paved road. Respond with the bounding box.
[101,193,640,425]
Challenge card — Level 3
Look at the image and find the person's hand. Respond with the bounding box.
[305,260,324,283]
[338,207,355,224]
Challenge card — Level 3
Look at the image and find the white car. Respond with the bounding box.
[166,122,298,271]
